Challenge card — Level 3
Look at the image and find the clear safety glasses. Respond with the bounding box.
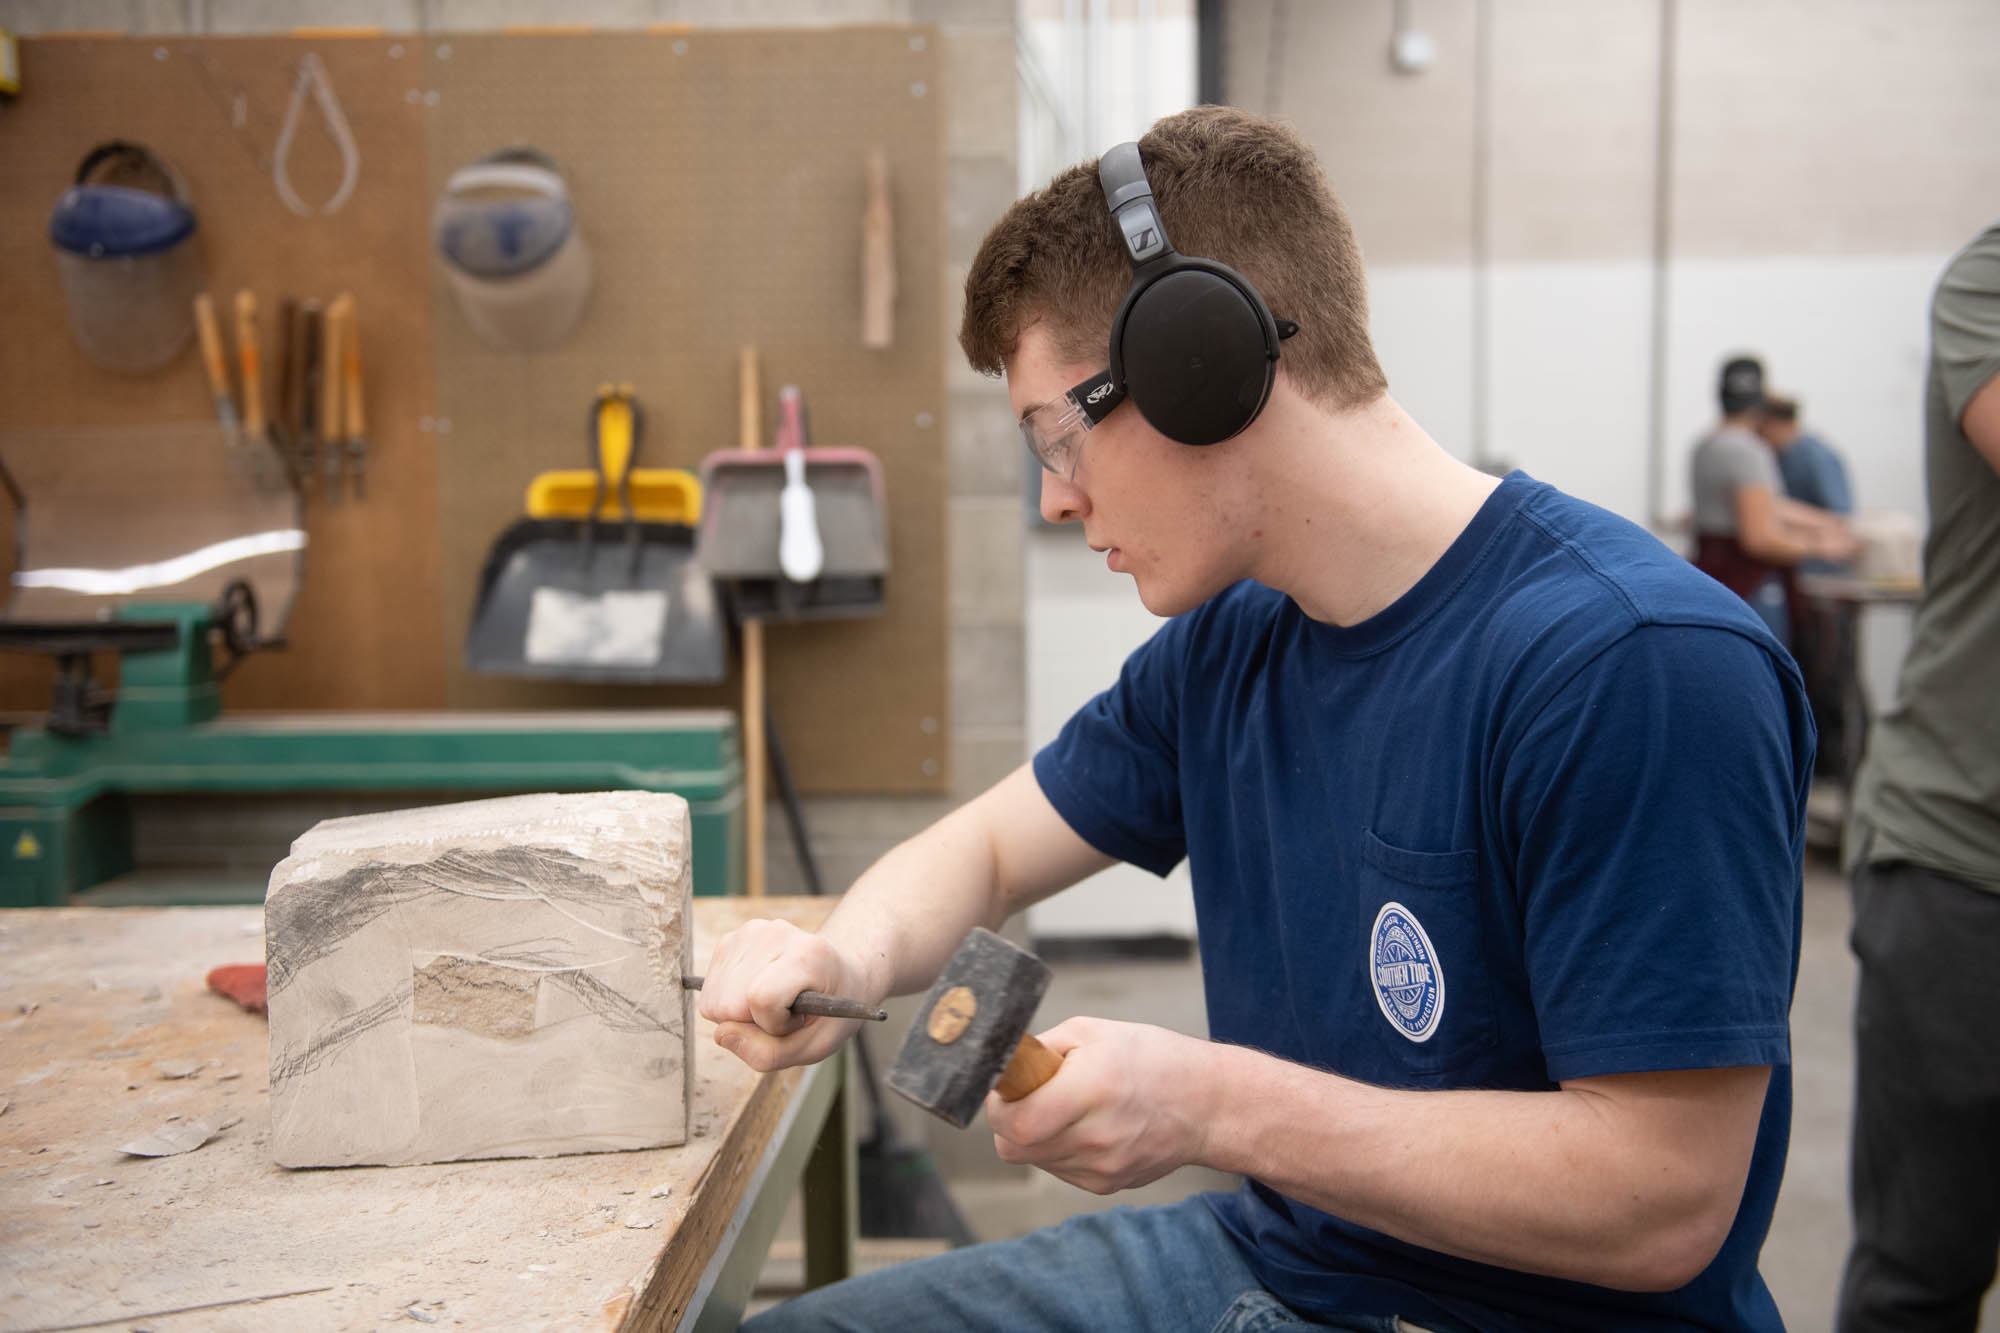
[1019,369,1127,480]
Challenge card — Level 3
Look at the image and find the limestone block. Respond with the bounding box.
[265,791,693,1168]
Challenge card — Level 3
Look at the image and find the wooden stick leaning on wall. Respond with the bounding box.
[739,345,767,898]
[861,148,894,350]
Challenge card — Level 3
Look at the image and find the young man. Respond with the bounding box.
[706,107,1811,1332]
[1838,221,2000,1333]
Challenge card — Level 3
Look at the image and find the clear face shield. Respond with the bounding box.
[1019,369,1126,480]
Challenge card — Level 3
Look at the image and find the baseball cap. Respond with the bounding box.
[1718,355,1765,415]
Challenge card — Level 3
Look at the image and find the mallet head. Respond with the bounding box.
[886,927,1051,1128]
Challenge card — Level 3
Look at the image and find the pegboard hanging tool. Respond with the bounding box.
[193,293,241,456]
[341,297,369,500]
[273,53,359,217]
[432,147,592,354]
[294,299,323,489]
[465,386,725,686]
[698,381,888,621]
[233,289,293,494]
[320,294,351,504]
[1,26,21,100]
[48,142,204,373]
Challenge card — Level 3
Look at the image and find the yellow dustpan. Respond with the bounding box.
[526,386,702,523]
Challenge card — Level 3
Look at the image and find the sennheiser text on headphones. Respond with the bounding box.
[1095,141,1298,447]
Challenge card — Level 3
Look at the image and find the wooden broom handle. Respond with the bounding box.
[739,346,766,898]
[993,1033,1064,1102]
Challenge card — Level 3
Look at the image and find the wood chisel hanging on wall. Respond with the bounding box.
[320,293,349,505]
[341,298,368,500]
[232,288,290,493]
[274,294,300,486]
[295,298,322,490]
[192,292,242,456]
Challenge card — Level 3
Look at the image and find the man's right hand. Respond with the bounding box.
[696,917,877,1071]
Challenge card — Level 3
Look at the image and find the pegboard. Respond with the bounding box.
[0,29,948,795]
[0,35,442,715]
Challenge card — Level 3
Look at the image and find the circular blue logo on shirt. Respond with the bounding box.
[1370,901,1445,1043]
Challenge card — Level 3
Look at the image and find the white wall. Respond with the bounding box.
[1373,252,1947,531]
[1024,529,1198,939]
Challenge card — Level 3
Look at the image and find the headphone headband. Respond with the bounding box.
[1098,142,1173,269]
[1093,140,1287,447]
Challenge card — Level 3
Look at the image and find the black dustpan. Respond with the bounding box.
[465,388,727,684]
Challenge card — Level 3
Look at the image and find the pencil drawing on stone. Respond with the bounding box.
[264,791,695,1168]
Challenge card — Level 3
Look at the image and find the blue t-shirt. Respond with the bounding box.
[1033,473,1811,1333]
[1775,433,1852,515]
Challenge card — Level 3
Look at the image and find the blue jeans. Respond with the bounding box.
[746,1194,1452,1333]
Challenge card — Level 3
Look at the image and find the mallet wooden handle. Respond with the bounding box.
[994,1032,1063,1101]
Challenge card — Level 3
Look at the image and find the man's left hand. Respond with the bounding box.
[983,1016,1216,1194]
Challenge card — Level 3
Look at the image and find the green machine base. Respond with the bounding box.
[0,604,742,907]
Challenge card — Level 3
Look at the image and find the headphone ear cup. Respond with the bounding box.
[1115,268,1277,446]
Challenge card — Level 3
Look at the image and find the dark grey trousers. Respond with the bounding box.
[1838,858,2000,1333]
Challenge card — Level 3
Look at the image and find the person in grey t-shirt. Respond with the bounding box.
[1688,356,1855,646]
[1839,221,2000,1333]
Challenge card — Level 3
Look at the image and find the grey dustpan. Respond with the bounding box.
[465,389,726,683]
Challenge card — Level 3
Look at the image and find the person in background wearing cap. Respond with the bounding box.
[1756,392,1858,775]
[1838,220,2000,1333]
[706,107,1813,1333]
[1689,356,1857,647]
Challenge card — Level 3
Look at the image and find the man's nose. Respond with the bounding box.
[1038,469,1088,525]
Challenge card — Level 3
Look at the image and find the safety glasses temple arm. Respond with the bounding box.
[1067,369,1127,427]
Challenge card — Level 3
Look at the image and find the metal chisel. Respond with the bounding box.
[681,975,886,1022]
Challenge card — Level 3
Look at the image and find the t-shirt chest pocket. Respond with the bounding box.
[1356,828,1497,1075]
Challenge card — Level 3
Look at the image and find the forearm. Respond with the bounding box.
[1773,497,1850,547]
[820,763,1112,1001]
[1737,522,1818,565]
[1196,1044,1760,1291]
[818,812,1011,1002]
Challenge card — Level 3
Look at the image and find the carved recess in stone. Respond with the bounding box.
[265,791,694,1168]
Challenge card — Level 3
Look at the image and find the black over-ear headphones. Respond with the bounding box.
[1097,141,1298,447]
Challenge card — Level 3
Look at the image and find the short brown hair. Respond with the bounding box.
[959,105,1387,412]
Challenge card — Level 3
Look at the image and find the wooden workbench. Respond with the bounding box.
[0,897,855,1332]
